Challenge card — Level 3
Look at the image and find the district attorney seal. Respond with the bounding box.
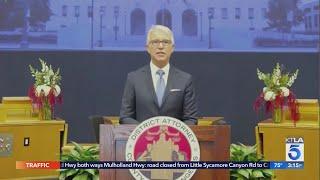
[126,116,200,180]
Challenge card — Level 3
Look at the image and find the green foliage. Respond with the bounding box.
[257,63,299,94]
[29,58,61,86]
[59,142,99,180]
[230,143,274,180]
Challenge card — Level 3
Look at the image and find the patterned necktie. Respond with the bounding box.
[156,69,165,106]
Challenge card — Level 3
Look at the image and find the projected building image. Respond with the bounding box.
[0,0,319,51]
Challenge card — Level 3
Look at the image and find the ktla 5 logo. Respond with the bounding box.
[286,137,304,161]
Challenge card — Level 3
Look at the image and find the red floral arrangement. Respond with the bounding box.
[28,59,62,120]
[254,63,299,125]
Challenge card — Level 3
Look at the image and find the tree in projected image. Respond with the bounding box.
[0,0,52,30]
[265,0,304,33]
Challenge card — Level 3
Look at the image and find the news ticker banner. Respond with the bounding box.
[16,161,304,170]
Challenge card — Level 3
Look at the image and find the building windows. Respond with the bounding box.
[221,8,228,19]
[208,7,215,19]
[88,6,93,18]
[62,5,67,17]
[182,9,197,36]
[248,8,254,19]
[74,6,80,17]
[261,8,267,19]
[314,14,318,28]
[100,6,106,15]
[156,9,172,29]
[304,8,311,13]
[235,8,241,19]
[131,8,146,35]
[308,16,312,29]
[304,16,308,29]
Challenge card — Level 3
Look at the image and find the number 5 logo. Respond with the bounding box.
[288,144,301,160]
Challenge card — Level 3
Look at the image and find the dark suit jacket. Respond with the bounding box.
[120,65,198,125]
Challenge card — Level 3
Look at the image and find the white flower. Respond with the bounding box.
[41,63,48,72]
[272,73,280,86]
[49,69,54,76]
[41,64,46,72]
[44,75,50,85]
[36,85,51,96]
[271,63,281,86]
[275,63,281,77]
[264,91,276,101]
[263,87,268,93]
[53,85,61,97]
[257,69,265,80]
[280,87,290,97]
[287,70,299,87]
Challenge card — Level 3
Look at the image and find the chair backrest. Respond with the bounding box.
[89,115,104,143]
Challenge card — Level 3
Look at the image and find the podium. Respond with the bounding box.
[256,119,319,180]
[0,97,67,179]
[0,120,66,179]
[99,123,230,180]
[256,100,319,180]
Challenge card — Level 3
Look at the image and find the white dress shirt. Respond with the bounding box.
[150,61,170,92]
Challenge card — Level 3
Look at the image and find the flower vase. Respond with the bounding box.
[272,108,282,123]
[39,99,52,120]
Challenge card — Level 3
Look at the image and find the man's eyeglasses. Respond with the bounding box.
[149,40,172,47]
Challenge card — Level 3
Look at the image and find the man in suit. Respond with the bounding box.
[120,25,198,125]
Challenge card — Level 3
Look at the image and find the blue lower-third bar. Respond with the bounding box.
[269,162,304,169]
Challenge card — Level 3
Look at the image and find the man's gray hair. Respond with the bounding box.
[146,25,175,45]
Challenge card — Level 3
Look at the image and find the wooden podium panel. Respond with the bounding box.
[100,124,230,180]
[0,120,66,179]
[256,119,319,180]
